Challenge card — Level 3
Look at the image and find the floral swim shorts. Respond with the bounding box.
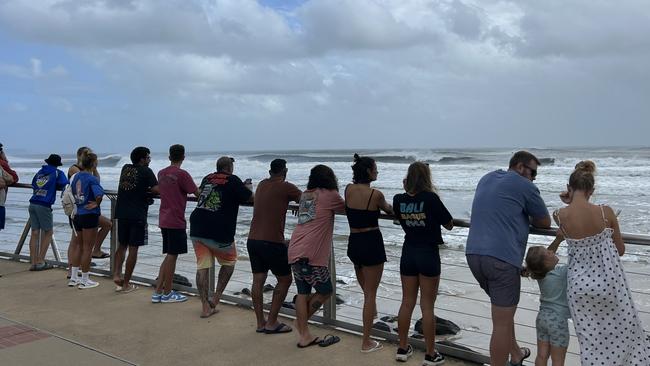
[536,308,570,348]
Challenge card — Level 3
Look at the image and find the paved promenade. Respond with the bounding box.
[0,260,476,366]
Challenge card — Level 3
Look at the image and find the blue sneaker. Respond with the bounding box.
[151,292,162,303]
[161,290,188,303]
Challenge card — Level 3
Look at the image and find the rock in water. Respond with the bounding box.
[380,315,398,323]
[372,322,391,332]
[335,294,345,305]
[263,284,275,292]
[414,316,461,336]
[172,273,192,287]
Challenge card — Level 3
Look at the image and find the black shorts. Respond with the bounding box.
[161,228,188,255]
[347,229,386,267]
[400,245,441,277]
[118,219,147,247]
[73,214,100,231]
[247,239,291,276]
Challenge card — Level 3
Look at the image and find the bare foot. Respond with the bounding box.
[113,277,124,287]
[200,308,219,318]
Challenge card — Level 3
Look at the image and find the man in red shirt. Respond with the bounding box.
[153,144,198,303]
[247,159,301,333]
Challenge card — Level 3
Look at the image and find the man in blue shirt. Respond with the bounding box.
[466,151,551,366]
[28,154,68,271]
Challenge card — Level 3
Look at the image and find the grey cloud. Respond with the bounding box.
[494,0,650,58]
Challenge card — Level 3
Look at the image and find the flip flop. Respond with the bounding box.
[508,347,531,366]
[200,308,219,318]
[297,337,321,348]
[264,323,292,334]
[121,284,139,294]
[361,340,383,353]
[256,328,266,333]
[92,252,110,259]
[318,334,340,347]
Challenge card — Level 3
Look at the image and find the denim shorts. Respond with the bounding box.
[28,204,53,231]
[536,308,570,348]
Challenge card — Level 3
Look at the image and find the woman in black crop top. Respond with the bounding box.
[392,162,453,364]
[345,154,393,353]
[66,147,112,279]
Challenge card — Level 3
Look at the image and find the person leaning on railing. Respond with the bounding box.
[393,161,453,366]
[288,164,344,349]
[465,150,551,366]
[0,142,19,232]
[27,154,68,271]
[69,152,105,289]
[67,146,112,261]
[344,154,393,353]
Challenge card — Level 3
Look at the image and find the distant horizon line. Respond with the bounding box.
[5,144,650,158]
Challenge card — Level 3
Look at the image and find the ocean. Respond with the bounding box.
[2,147,649,361]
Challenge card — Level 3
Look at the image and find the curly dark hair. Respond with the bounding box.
[307,164,339,191]
[130,146,150,164]
[351,153,375,184]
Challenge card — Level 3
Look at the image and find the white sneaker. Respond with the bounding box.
[67,278,79,287]
[78,279,99,289]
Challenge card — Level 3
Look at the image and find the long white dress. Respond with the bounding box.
[560,207,650,365]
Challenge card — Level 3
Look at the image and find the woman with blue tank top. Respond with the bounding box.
[393,162,453,366]
[345,154,394,353]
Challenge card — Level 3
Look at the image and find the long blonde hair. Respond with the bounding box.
[404,162,437,195]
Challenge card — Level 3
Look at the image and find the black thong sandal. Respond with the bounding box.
[297,337,321,348]
[508,347,531,366]
[318,334,340,347]
[264,323,292,334]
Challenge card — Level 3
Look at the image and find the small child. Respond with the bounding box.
[524,243,570,366]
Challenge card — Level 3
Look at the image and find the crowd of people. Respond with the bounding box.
[1,142,649,366]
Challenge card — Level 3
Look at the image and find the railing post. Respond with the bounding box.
[50,236,61,262]
[13,219,31,259]
[323,241,337,324]
[109,197,117,277]
[209,257,216,299]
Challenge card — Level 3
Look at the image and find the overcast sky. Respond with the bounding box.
[1,0,649,154]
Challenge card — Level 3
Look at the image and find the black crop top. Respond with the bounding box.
[345,187,380,229]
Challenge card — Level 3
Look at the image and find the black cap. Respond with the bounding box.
[44,154,63,167]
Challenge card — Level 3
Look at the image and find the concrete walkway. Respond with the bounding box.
[0,260,476,366]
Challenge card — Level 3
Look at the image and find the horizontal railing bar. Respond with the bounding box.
[7,183,650,246]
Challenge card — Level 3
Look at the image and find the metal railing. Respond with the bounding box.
[2,183,650,365]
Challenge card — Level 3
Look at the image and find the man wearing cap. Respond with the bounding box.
[27,154,68,270]
[0,143,19,232]
[247,159,301,333]
[189,156,254,318]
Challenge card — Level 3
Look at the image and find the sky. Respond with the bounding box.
[1,0,649,154]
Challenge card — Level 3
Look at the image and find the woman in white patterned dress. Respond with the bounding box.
[554,160,650,365]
